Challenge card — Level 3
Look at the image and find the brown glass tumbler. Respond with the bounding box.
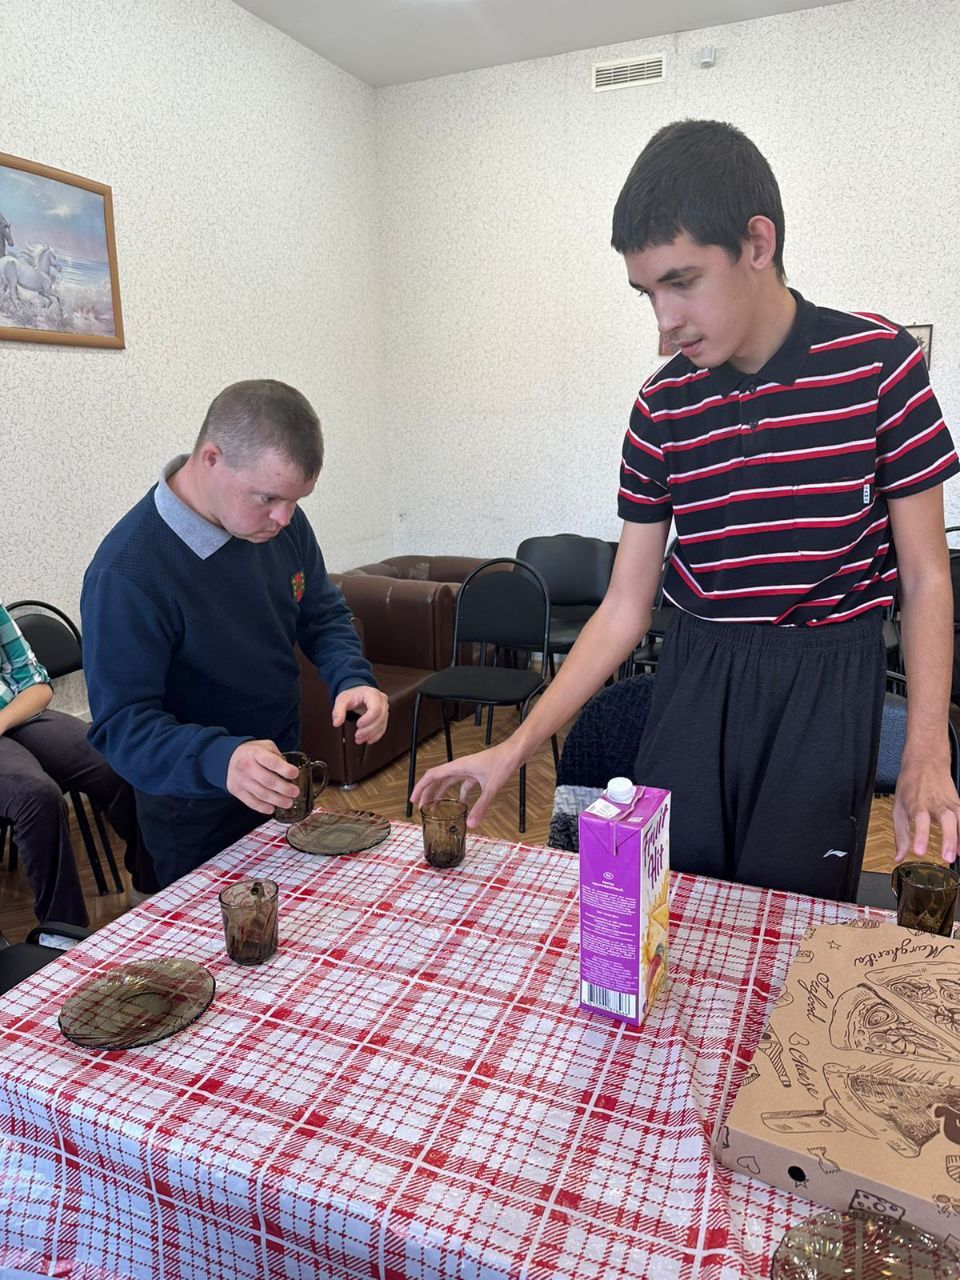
[421,799,468,868]
[274,752,327,824]
[219,878,279,965]
[892,861,960,936]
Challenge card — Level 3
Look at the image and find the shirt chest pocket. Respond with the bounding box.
[790,457,877,551]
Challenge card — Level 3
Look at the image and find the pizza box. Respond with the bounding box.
[716,918,960,1245]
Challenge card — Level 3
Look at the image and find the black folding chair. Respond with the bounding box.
[515,534,615,676]
[405,559,560,832]
[4,600,124,894]
[621,535,678,677]
[0,922,90,996]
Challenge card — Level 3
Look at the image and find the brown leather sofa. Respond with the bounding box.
[298,556,486,786]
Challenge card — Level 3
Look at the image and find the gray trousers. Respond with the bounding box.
[0,710,151,925]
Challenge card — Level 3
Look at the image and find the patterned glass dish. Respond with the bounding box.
[286,809,390,856]
[772,1208,960,1279]
[59,958,216,1050]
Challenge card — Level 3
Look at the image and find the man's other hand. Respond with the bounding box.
[893,755,960,864]
[226,740,300,814]
[332,686,389,745]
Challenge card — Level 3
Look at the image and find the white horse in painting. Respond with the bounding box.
[0,242,63,318]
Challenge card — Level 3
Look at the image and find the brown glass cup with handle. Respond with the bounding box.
[892,860,960,936]
[274,752,328,824]
[421,799,468,868]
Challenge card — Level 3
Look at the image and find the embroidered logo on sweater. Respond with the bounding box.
[291,571,305,602]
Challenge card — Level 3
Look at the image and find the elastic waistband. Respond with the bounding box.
[672,609,885,653]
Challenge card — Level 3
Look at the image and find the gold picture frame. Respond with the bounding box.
[0,152,124,348]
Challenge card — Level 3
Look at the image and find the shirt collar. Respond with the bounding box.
[154,455,232,560]
[708,289,818,396]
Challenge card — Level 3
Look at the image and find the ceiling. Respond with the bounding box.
[232,0,852,88]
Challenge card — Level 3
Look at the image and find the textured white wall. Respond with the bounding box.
[377,0,960,557]
[4,0,959,678]
[0,0,390,645]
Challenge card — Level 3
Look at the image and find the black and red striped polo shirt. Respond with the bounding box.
[618,291,958,625]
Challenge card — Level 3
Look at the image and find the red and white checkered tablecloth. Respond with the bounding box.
[0,817,881,1280]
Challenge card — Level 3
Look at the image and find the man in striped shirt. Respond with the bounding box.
[413,119,959,900]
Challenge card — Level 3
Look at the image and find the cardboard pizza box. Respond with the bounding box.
[716,919,960,1246]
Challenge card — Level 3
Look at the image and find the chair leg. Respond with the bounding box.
[90,801,124,893]
[519,762,526,834]
[406,693,424,817]
[70,792,108,895]
[518,695,539,833]
[484,648,499,743]
[549,652,556,680]
[441,703,453,761]
[0,821,17,871]
[475,644,487,725]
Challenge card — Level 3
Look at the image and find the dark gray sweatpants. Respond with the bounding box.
[0,710,153,924]
[633,611,887,901]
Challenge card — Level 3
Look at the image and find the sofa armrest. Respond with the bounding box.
[340,562,401,578]
[384,555,487,584]
[337,574,454,671]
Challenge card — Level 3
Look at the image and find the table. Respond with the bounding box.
[0,818,875,1280]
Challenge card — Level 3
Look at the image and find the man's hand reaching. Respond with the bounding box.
[332,686,389,745]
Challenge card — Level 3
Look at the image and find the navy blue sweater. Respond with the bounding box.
[81,492,374,798]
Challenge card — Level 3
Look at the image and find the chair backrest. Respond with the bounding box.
[557,675,656,788]
[515,535,614,608]
[452,558,551,667]
[6,600,83,679]
[875,670,960,794]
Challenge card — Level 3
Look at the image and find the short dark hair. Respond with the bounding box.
[195,379,324,477]
[611,119,786,280]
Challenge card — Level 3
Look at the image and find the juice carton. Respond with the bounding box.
[578,777,670,1025]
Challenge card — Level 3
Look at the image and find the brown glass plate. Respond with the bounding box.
[772,1208,960,1280]
[286,809,390,856]
[59,958,216,1051]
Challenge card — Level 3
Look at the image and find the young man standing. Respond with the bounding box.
[82,380,388,889]
[412,120,960,900]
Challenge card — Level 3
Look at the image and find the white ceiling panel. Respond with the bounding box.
[232,0,853,87]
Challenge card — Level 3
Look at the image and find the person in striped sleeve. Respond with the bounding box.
[0,602,153,924]
[412,119,960,901]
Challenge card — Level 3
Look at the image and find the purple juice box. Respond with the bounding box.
[578,778,670,1026]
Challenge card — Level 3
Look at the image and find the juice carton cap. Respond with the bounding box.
[605,777,635,804]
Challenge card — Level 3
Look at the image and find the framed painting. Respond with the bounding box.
[904,323,932,369]
[0,152,124,348]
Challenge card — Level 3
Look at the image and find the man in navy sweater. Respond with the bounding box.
[81,380,388,888]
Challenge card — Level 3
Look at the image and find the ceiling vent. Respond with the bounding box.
[593,55,665,92]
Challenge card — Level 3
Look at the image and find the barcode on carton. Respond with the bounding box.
[581,981,637,1019]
